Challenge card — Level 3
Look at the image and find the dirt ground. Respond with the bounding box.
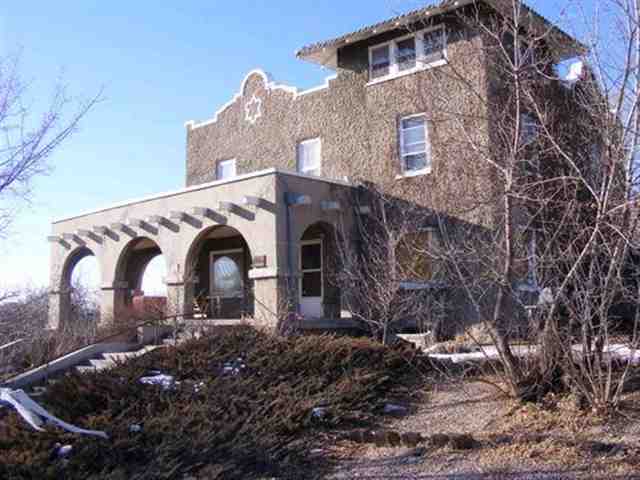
[325,379,640,479]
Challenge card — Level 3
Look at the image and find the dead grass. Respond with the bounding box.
[327,375,640,478]
[0,326,428,480]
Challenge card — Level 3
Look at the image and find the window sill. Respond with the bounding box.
[395,168,431,179]
[366,58,448,87]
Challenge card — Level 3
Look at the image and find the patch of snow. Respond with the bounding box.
[220,358,246,376]
[139,374,177,391]
[311,407,328,419]
[399,281,446,291]
[383,403,408,415]
[54,444,73,458]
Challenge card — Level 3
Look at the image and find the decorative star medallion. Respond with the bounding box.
[244,94,262,124]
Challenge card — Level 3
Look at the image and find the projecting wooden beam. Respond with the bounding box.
[242,196,262,207]
[191,207,211,217]
[110,223,126,231]
[93,226,108,235]
[169,211,186,221]
[128,218,145,228]
[146,215,166,224]
[218,202,235,212]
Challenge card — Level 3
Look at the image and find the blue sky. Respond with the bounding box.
[0,0,576,292]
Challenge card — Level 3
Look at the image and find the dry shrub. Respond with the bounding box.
[0,327,428,479]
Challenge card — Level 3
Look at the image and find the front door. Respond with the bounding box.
[300,240,323,318]
[209,250,245,318]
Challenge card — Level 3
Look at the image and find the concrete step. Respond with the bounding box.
[396,333,432,350]
[88,358,114,370]
[76,365,98,374]
[103,345,159,363]
[77,345,162,374]
[4,342,138,389]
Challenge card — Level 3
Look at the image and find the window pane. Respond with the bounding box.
[396,37,416,71]
[212,256,242,295]
[217,160,236,179]
[301,243,322,270]
[424,28,444,57]
[371,45,390,78]
[404,153,428,171]
[402,125,425,145]
[402,116,425,130]
[302,271,322,297]
[404,141,426,155]
[297,139,321,175]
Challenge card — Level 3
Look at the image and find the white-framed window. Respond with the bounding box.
[297,138,322,176]
[216,158,236,180]
[368,25,446,83]
[399,113,430,176]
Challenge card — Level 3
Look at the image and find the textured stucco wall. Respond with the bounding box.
[186,16,495,227]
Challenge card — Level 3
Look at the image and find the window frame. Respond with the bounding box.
[216,158,237,180]
[299,239,324,299]
[367,24,447,85]
[370,43,392,80]
[296,137,322,176]
[398,113,431,177]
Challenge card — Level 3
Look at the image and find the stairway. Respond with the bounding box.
[73,327,205,373]
[74,345,161,374]
[3,321,242,397]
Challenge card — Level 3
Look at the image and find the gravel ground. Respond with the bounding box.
[325,380,640,479]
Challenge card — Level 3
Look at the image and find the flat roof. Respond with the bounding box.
[52,168,353,224]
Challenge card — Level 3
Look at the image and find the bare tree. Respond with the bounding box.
[330,0,640,408]
[335,183,446,345]
[425,0,640,407]
[0,280,101,378]
[0,52,101,237]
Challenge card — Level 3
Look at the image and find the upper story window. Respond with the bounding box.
[368,25,446,84]
[216,158,236,180]
[396,37,416,71]
[371,44,391,79]
[297,138,322,176]
[399,114,430,176]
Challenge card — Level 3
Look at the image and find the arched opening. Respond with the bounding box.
[115,237,166,320]
[299,222,341,319]
[185,225,253,319]
[60,246,100,327]
[141,255,168,297]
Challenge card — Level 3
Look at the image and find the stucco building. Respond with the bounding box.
[48,0,584,332]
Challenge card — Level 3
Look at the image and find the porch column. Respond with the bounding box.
[100,282,128,326]
[250,270,298,331]
[166,280,185,323]
[47,289,65,330]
